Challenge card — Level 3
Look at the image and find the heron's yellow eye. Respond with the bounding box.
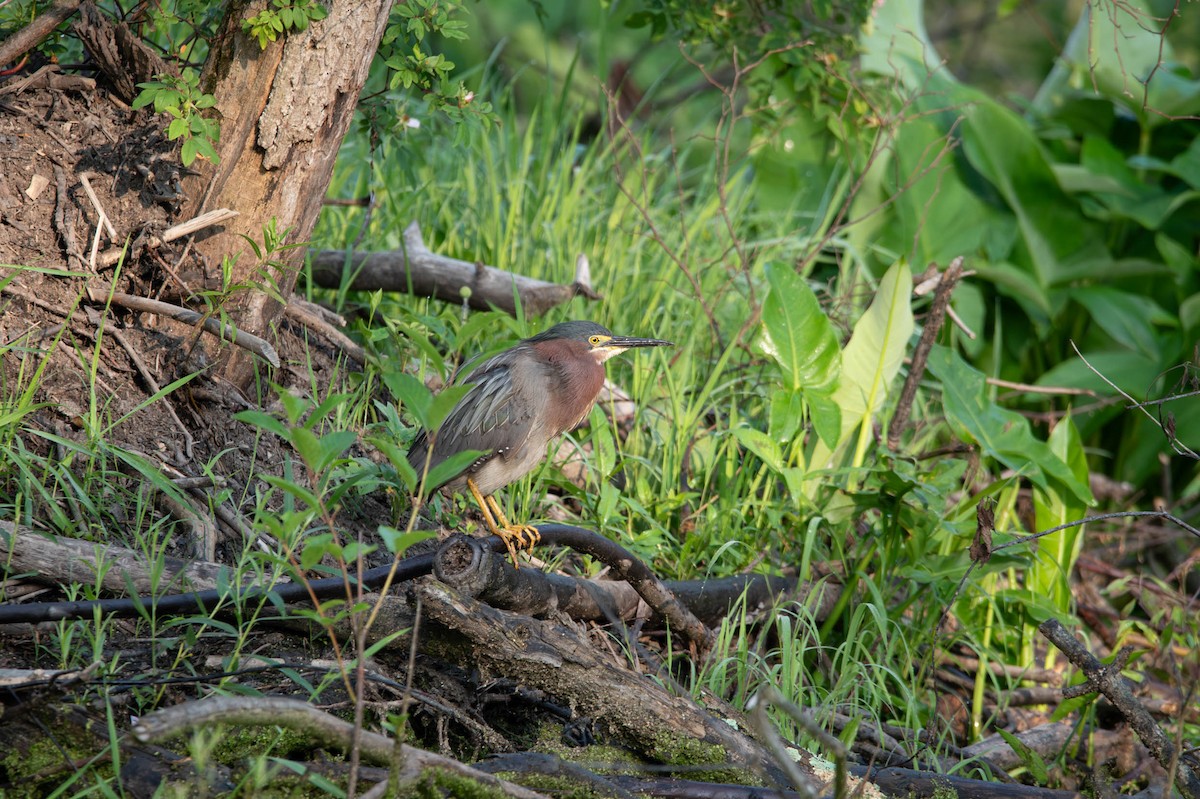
[588,335,604,346]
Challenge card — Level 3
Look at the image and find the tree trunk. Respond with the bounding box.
[181,0,390,388]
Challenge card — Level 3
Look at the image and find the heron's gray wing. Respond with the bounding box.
[409,349,540,487]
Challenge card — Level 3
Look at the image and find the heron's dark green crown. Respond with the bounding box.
[525,321,613,344]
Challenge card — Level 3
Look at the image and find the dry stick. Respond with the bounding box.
[1072,340,1200,460]
[77,172,116,239]
[0,0,83,68]
[750,686,842,799]
[96,208,239,267]
[87,288,280,368]
[309,221,600,318]
[53,165,86,269]
[155,490,217,562]
[985,377,1095,397]
[283,300,366,365]
[1039,618,1200,799]
[197,656,513,754]
[888,256,964,450]
[132,696,545,799]
[533,523,715,653]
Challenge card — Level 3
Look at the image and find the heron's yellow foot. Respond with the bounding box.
[465,478,540,569]
[485,495,540,568]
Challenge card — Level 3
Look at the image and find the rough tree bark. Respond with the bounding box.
[180,0,391,388]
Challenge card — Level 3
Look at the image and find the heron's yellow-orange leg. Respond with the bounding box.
[465,478,538,568]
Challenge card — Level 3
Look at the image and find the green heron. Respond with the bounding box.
[408,320,672,566]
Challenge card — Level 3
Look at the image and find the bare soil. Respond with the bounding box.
[0,80,390,555]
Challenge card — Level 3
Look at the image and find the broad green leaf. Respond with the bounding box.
[307,393,353,430]
[316,430,359,472]
[970,262,1053,323]
[300,532,337,570]
[378,526,437,556]
[859,0,941,88]
[235,409,289,439]
[752,109,844,219]
[262,474,321,508]
[1181,293,1200,336]
[1072,286,1174,356]
[289,428,322,470]
[761,262,840,394]
[385,372,432,426]
[824,261,913,464]
[732,427,783,473]
[1032,416,1090,616]
[1032,0,1195,127]
[1037,350,1162,395]
[366,436,418,493]
[885,112,1015,266]
[960,95,1110,287]
[806,392,842,450]
[421,449,485,495]
[926,346,1093,506]
[768,392,804,444]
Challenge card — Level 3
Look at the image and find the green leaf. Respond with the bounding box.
[1032,0,1200,127]
[761,262,840,393]
[996,729,1049,783]
[306,393,352,430]
[378,526,437,556]
[315,430,358,472]
[236,409,289,439]
[421,449,485,495]
[369,437,419,493]
[820,261,913,462]
[180,137,200,166]
[588,405,617,477]
[300,533,336,570]
[961,93,1110,287]
[926,346,1094,506]
[1032,416,1089,614]
[806,392,842,449]
[385,372,432,427]
[768,392,804,444]
[262,474,321,508]
[732,427,782,472]
[1072,286,1174,356]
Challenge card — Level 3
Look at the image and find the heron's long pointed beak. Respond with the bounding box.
[609,336,674,349]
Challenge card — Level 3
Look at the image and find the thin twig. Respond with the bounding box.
[939,509,1200,634]
[53,165,86,269]
[987,376,1095,396]
[889,256,963,449]
[87,287,280,368]
[97,208,239,267]
[283,300,366,365]
[78,172,116,239]
[1072,340,1199,459]
[1040,619,1200,799]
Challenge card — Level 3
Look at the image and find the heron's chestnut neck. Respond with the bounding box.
[533,338,607,432]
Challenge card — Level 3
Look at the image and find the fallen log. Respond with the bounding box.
[410,578,815,793]
[310,222,600,317]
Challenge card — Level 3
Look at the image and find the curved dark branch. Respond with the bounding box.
[437,532,823,629]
